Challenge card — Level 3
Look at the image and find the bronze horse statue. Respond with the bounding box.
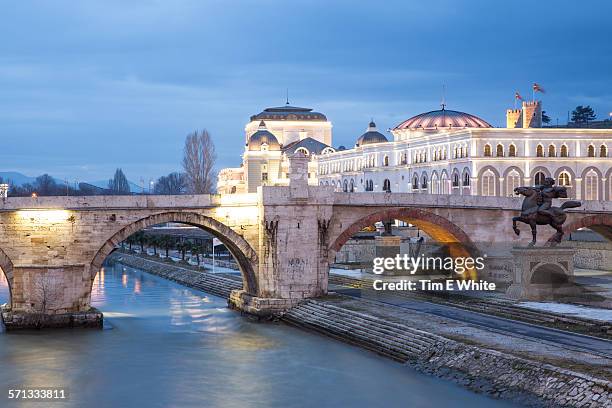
[512,179,581,246]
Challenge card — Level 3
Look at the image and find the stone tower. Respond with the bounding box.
[506,109,522,128]
[522,101,542,128]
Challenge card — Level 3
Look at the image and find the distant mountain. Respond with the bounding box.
[0,171,141,193]
[0,171,38,185]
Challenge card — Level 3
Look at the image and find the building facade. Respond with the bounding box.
[219,100,612,201]
[316,101,612,201]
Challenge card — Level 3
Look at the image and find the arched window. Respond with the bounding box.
[558,171,571,187]
[534,171,546,186]
[560,145,568,157]
[462,146,467,158]
[230,186,237,194]
[548,144,556,157]
[383,179,391,192]
[440,174,449,194]
[369,180,374,191]
[484,144,492,157]
[463,172,470,186]
[296,147,309,156]
[585,170,598,200]
[509,144,516,157]
[383,156,389,166]
[452,173,460,187]
[349,179,355,192]
[421,174,428,189]
[601,144,608,157]
[536,144,544,157]
[496,144,504,157]
[481,170,496,196]
[587,145,595,157]
[454,147,458,159]
[412,175,419,190]
[431,173,439,194]
[506,170,521,196]
[343,179,348,192]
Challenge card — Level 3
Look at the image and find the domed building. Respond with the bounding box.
[315,101,612,201]
[393,107,492,131]
[217,103,336,194]
[356,121,388,147]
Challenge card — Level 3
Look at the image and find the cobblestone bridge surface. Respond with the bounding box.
[108,252,612,407]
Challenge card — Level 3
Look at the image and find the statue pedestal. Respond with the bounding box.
[373,235,402,275]
[506,247,580,300]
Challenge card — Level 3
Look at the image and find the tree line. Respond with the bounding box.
[7,129,217,197]
[121,232,227,263]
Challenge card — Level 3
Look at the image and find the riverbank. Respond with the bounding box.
[108,251,611,407]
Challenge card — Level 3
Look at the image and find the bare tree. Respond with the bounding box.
[182,130,217,194]
[108,168,131,195]
[154,172,186,194]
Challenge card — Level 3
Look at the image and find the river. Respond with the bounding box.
[0,262,518,407]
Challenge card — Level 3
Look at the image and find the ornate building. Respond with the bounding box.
[316,100,612,201]
[217,103,334,193]
[219,100,612,201]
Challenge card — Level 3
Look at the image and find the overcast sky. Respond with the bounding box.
[1,0,611,183]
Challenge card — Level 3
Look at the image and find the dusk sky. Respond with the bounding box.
[1,0,611,183]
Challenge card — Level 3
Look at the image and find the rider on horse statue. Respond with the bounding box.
[513,178,581,246]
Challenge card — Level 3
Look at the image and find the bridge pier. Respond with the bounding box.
[2,265,102,330]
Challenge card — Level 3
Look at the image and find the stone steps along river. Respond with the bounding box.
[328,274,607,331]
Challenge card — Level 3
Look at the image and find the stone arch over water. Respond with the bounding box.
[0,247,14,307]
[90,211,258,294]
[328,207,479,278]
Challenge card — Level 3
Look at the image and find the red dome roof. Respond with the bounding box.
[394,108,492,130]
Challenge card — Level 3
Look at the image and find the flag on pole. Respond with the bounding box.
[515,92,523,101]
[532,83,545,93]
[212,237,222,247]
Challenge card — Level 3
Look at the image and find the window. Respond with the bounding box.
[343,180,348,192]
[452,173,460,187]
[383,179,391,192]
[463,172,470,186]
[431,174,439,194]
[412,176,419,190]
[506,170,521,196]
[484,144,492,157]
[261,172,268,181]
[601,144,608,157]
[548,145,556,157]
[441,174,449,194]
[536,144,544,157]
[383,156,389,166]
[230,186,237,194]
[349,179,355,192]
[496,144,504,157]
[421,175,428,189]
[534,171,546,186]
[587,145,595,157]
[296,147,309,156]
[558,171,571,187]
[509,144,516,157]
[560,145,568,157]
[481,170,496,196]
[585,170,598,200]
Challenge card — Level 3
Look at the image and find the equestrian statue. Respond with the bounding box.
[512,177,581,246]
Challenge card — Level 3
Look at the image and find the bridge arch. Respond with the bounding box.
[329,207,478,269]
[90,211,258,294]
[548,214,612,242]
[0,247,14,307]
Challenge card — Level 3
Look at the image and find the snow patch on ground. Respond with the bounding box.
[518,302,612,323]
[329,268,363,278]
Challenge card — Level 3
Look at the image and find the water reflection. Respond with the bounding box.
[0,261,518,408]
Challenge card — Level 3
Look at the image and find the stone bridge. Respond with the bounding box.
[0,156,610,320]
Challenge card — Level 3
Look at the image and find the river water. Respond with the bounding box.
[0,262,518,408]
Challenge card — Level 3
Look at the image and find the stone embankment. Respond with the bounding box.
[329,274,611,338]
[109,251,611,407]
